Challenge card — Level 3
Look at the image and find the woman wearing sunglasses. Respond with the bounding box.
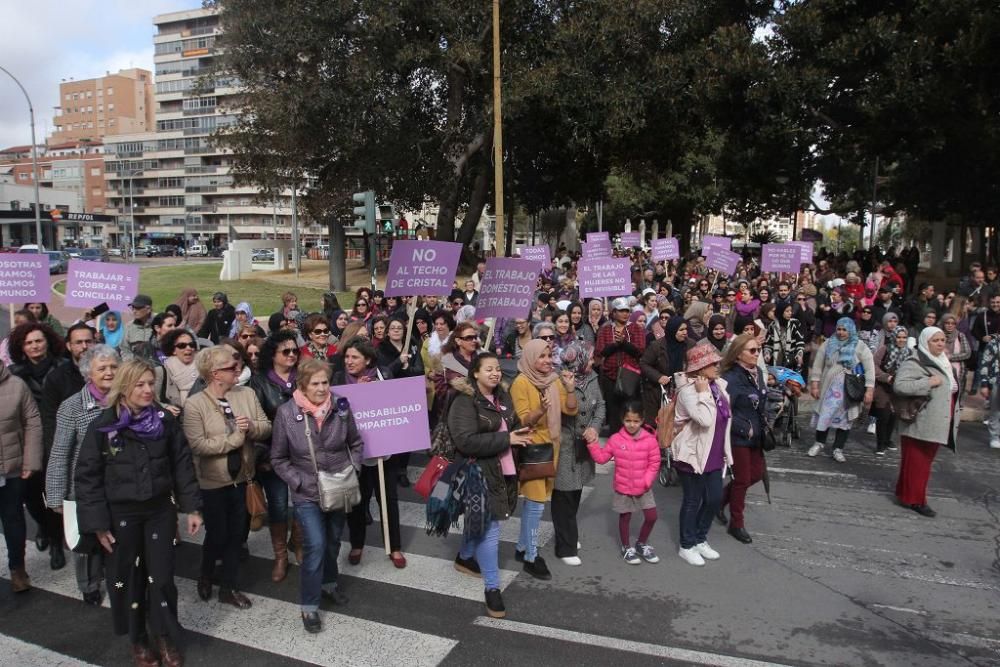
[161,328,199,409]
[350,298,372,324]
[717,334,768,544]
[182,346,271,610]
[300,314,338,362]
[248,330,303,581]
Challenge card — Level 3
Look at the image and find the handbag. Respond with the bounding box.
[656,388,678,449]
[245,480,268,531]
[517,442,555,481]
[429,420,456,460]
[574,435,590,463]
[761,423,777,452]
[892,394,930,422]
[615,361,642,397]
[843,362,866,403]
[62,499,100,555]
[414,454,450,500]
[303,411,361,513]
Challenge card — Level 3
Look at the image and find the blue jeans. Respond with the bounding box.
[0,477,26,570]
[459,520,501,589]
[516,499,544,562]
[259,468,289,524]
[293,501,345,612]
[678,469,722,549]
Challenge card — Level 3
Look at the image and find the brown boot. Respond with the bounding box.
[289,520,304,565]
[10,568,31,593]
[130,640,159,667]
[269,522,289,582]
[155,636,183,667]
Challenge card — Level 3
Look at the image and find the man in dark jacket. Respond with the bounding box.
[870,286,902,325]
[903,283,937,328]
[37,322,95,570]
[971,295,1000,345]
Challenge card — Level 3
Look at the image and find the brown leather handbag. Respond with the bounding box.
[246,480,268,531]
[517,443,555,481]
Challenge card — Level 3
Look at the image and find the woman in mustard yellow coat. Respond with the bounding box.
[510,339,577,580]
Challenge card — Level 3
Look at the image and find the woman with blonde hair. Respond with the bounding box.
[75,358,202,666]
[183,346,271,610]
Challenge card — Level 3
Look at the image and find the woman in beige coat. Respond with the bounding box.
[182,346,270,609]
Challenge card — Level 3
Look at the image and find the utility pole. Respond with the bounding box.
[870,156,879,250]
[491,0,505,257]
[0,66,43,249]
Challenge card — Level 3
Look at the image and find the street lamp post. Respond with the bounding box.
[1,66,44,249]
[122,167,142,262]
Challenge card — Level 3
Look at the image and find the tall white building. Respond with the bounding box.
[103,6,305,249]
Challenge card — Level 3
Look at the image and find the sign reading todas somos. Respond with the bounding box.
[64,260,139,308]
[0,256,48,304]
[620,232,641,248]
[701,235,732,256]
[704,248,741,276]
[518,244,550,269]
[651,237,680,262]
[578,257,632,299]
[333,376,430,459]
[475,257,541,320]
[762,243,804,273]
[384,240,462,297]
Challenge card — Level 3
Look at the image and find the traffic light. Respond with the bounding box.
[352,190,376,234]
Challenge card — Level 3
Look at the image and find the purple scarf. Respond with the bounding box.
[346,367,378,384]
[87,382,109,407]
[268,368,296,392]
[98,404,165,440]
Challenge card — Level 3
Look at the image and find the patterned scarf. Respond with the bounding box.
[882,326,911,373]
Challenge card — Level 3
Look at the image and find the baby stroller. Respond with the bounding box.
[766,366,805,447]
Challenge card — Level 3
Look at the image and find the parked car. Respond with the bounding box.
[107,247,123,257]
[46,251,67,274]
[63,247,82,259]
[80,248,108,262]
[252,249,275,262]
[17,244,45,254]
[187,244,209,257]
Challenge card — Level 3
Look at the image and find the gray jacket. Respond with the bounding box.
[555,371,603,491]
[893,350,959,449]
[270,397,365,505]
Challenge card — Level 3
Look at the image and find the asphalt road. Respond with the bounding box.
[0,399,998,666]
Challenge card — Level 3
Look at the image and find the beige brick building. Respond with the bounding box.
[50,69,155,144]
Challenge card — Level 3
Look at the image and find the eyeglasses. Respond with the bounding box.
[452,302,464,307]
[457,334,479,342]
[214,365,239,374]
[174,342,195,350]
[659,314,669,320]
[538,334,556,341]
[312,328,331,335]
[279,348,300,357]
[797,297,807,302]
[239,334,255,340]
[745,347,760,354]
[249,352,259,358]
[356,302,368,308]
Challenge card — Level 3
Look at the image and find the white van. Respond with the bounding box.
[17,244,45,253]
[187,244,209,256]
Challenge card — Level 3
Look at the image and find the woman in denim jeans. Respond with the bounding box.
[270,358,364,633]
[448,353,533,617]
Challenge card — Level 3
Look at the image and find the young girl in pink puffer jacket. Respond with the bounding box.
[588,401,662,565]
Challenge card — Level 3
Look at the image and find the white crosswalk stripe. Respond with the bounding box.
[0,543,458,667]
[0,633,98,667]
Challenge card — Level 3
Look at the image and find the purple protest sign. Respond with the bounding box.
[701,235,732,257]
[384,240,462,297]
[787,241,814,265]
[518,244,550,269]
[475,257,540,320]
[64,259,139,308]
[578,257,632,299]
[762,244,804,273]
[584,232,612,259]
[651,237,680,262]
[0,255,49,304]
[333,376,430,459]
[704,248,741,276]
[620,232,641,248]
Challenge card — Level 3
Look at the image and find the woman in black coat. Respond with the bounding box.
[639,316,689,426]
[75,358,202,666]
[197,292,237,344]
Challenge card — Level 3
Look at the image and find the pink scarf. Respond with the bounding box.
[293,389,332,430]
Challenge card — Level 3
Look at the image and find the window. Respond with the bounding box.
[86,106,92,113]
[98,105,103,112]
[86,90,92,98]
[98,121,104,128]
[97,89,102,96]
[109,119,115,126]
[108,103,115,111]
[91,187,101,196]
[91,167,101,176]
[64,93,71,101]
[107,87,113,96]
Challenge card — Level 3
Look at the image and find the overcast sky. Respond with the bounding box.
[0,0,201,149]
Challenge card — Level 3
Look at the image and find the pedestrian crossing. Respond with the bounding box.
[0,633,97,667]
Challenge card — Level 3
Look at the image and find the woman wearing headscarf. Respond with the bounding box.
[705,314,729,354]
[808,317,875,463]
[228,302,257,339]
[321,291,342,327]
[510,340,578,580]
[99,311,124,350]
[552,341,602,566]
[329,310,350,344]
[939,313,971,400]
[683,301,711,343]
[174,288,207,334]
[892,326,959,517]
[640,316,688,426]
[198,292,237,345]
[578,298,606,346]
[873,326,911,456]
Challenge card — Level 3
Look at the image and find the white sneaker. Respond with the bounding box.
[636,542,660,563]
[678,546,705,566]
[832,449,846,463]
[577,541,582,549]
[990,439,1000,450]
[807,443,823,457]
[621,546,641,565]
[866,422,877,435]
[559,556,582,566]
[693,542,720,560]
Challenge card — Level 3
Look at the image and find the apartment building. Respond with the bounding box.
[103,6,299,249]
[50,69,155,145]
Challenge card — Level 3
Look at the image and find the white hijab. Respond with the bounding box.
[918,326,957,392]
